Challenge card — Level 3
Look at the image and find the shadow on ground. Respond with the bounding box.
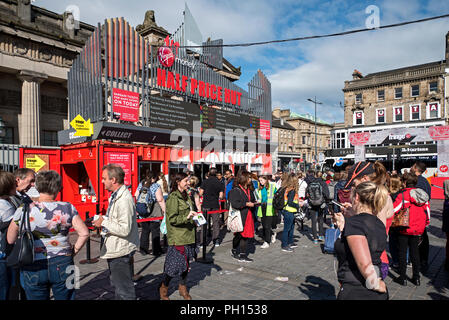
[298,275,336,300]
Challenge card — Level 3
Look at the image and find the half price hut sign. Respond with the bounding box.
[156,67,243,107]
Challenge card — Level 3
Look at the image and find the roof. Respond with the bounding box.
[272,116,295,130]
[289,112,331,125]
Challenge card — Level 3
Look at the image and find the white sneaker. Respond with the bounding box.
[261,242,270,249]
[271,233,277,244]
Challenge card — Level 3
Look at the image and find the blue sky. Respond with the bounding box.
[38,0,449,123]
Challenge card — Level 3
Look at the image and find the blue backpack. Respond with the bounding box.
[136,187,153,218]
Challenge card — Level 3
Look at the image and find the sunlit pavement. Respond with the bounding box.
[72,200,449,300]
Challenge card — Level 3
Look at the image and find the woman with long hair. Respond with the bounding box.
[159,172,198,300]
[392,172,430,286]
[257,175,277,248]
[158,172,169,201]
[335,181,389,300]
[228,170,257,262]
[280,174,299,252]
[334,161,394,279]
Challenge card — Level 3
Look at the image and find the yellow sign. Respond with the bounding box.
[70,114,94,137]
[26,155,46,172]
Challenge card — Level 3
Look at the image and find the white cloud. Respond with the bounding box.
[269,19,449,123]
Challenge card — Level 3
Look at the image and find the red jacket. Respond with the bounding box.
[393,188,430,236]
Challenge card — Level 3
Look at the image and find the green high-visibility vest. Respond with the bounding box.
[257,182,276,217]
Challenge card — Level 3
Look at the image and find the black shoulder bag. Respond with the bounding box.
[7,203,35,268]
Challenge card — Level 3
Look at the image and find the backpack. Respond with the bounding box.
[328,181,337,200]
[307,181,325,207]
[273,187,287,211]
[337,188,352,204]
[136,187,153,218]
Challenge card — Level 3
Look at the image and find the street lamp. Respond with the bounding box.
[307,97,322,165]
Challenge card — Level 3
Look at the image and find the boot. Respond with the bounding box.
[159,283,170,300]
[178,284,192,300]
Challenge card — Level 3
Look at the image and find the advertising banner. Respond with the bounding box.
[106,152,132,186]
[428,125,449,177]
[112,88,140,122]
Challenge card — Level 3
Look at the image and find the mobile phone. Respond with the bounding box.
[331,200,344,209]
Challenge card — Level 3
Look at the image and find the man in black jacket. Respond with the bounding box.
[412,162,431,271]
[199,168,224,247]
[306,171,330,244]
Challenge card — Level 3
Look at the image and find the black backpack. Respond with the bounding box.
[307,181,324,207]
[273,187,287,211]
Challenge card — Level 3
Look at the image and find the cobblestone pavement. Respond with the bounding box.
[72,200,449,300]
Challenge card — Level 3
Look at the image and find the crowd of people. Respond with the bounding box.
[0,159,448,300]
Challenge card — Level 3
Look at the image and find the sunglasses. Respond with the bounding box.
[344,162,372,189]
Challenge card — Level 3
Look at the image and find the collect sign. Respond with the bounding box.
[112,88,140,122]
[106,152,132,186]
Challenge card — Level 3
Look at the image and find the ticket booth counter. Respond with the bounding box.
[59,141,138,220]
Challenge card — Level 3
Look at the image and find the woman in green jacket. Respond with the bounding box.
[257,175,277,248]
[159,172,199,300]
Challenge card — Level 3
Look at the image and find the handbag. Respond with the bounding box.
[391,191,410,228]
[6,203,35,268]
[160,215,167,235]
[227,204,244,233]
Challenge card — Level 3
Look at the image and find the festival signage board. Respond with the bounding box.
[106,152,132,186]
[112,88,140,122]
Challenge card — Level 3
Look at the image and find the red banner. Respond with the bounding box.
[259,119,271,140]
[106,152,132,186]
[428,125,449,141]
[112,88,140,122]
[349,132,370,146]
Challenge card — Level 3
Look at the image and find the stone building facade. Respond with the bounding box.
[0,0,95,146]
[328,32,449,170]
[272,108,332,171]
[0,1,241,147]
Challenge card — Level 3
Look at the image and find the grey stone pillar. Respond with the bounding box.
[17,70,47,146]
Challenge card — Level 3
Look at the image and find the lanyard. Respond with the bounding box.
[239,185,250,201]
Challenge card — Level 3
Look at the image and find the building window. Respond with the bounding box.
[410,104,420,121]
[355,93,362,104]
[427,102,440,119]
[335,132,346,149]
[429,81,438,93]
[377,90,385,101]
[42,130,58,146]
[393,106,403,122]
[411,84,419,97]
[1,127,14,144]
[302,136,306,144]
[394,87,402,99]
[353,111,364,125]
[376,108,386,124]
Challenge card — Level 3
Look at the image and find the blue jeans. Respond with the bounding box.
[20,255,75,300]
[0,259,13,300]
[281,210,295,248]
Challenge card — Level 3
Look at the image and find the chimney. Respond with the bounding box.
[17,0,32,22]
[352,69,363,80]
